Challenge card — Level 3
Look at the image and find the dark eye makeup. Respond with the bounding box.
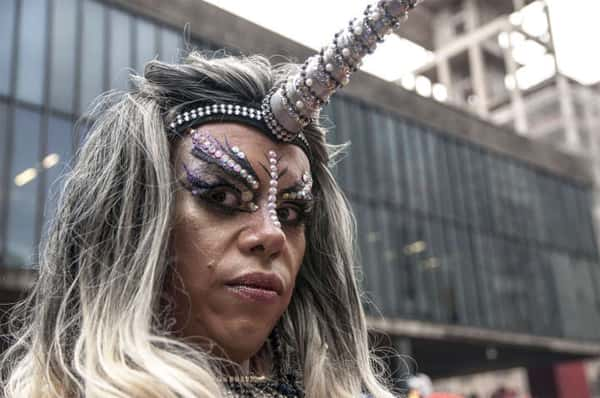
[184,164,313,225]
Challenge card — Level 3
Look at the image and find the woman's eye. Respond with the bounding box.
[277,205,303,224]
[203,186,242,208]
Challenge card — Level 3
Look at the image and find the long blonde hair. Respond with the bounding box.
[1,52,398,397]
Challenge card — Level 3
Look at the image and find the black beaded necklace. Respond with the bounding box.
[219,328,305,397]
[220,373,304,397]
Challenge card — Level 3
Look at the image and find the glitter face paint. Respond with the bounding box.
[281,172,313,203]
[189,129,260,211]
[184,128,314,225]
[266,150,281,228]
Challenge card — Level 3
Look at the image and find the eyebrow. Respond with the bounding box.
[190,134,260,191]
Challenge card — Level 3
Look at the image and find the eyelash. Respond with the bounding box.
[191,182,312,225]
[192,183,245,214]
[277,202,310,227]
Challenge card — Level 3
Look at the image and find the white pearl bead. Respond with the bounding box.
[305,78,314,87]
[325,48,334,59]
[371,11,380,21]
[342,48,351,58]
[325,63,334,72]
[354,25,363,35]
[295,100,304,110]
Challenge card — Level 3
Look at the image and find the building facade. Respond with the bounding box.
[1,0,599,395]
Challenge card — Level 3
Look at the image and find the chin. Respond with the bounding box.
[221,319,274,363]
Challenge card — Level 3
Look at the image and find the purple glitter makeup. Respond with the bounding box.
[188,130,260,211]
[191,130,260,191]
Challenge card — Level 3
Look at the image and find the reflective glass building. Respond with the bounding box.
[1,0,599,387]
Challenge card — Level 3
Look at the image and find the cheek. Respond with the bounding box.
[287,228,307,281]
[170,200,224,289]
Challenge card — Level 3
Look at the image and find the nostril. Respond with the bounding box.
[251,244,266,252]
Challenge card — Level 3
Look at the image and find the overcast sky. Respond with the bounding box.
[203,0,600,86]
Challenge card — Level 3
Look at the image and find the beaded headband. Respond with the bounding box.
[167,0,421,153]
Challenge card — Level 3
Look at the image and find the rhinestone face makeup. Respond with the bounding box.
[189,130,260,211]
[186,129,314,225]
[282,172,313,203]
[191,130,260,191]
[266,150,281,229]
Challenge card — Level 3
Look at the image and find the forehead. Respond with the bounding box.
[177,122,310,174]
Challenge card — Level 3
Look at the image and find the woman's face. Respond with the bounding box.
[168,122,312,364]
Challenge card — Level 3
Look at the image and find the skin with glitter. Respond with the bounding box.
[167,123,313,367]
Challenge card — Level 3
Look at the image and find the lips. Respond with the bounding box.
[225,272,283,295]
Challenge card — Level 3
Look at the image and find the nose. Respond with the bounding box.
[238,208,286,260]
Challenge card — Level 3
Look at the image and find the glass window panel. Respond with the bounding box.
[371,204,398,316]
[16,0,48,105]
[0,102,7,250]
[383,207,407,317]
[329,97,353,192]
[43,116,73,225]
[470,233,496,327]
[395,209,416,317]
[455,228,482,326]
[5,107,41,268]
[403,213,429,319]
[136,19,157,74]
[382,114,404,207]
[367,111,386,200]
[401,123,418,212]
[447,141,467,222]
[423,131,442,217]
[80,0,106,112]
[410,124,428,213]
[0,102,8,201]
[49,0,77,113]
[420,219,441,322]
[436,136,455,221]
[109,9,132,90]
[0,0,16,95]
[579,188,597,256]
[442,224,469,324]
[160,27,181,64]
[353,200,380,314]
[345,100,370,199]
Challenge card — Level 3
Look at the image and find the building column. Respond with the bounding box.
[502,29,528,134]
[556,75,581,151]
[464,0,490,117]
[437,57,453,102]
[528,361,591,398]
